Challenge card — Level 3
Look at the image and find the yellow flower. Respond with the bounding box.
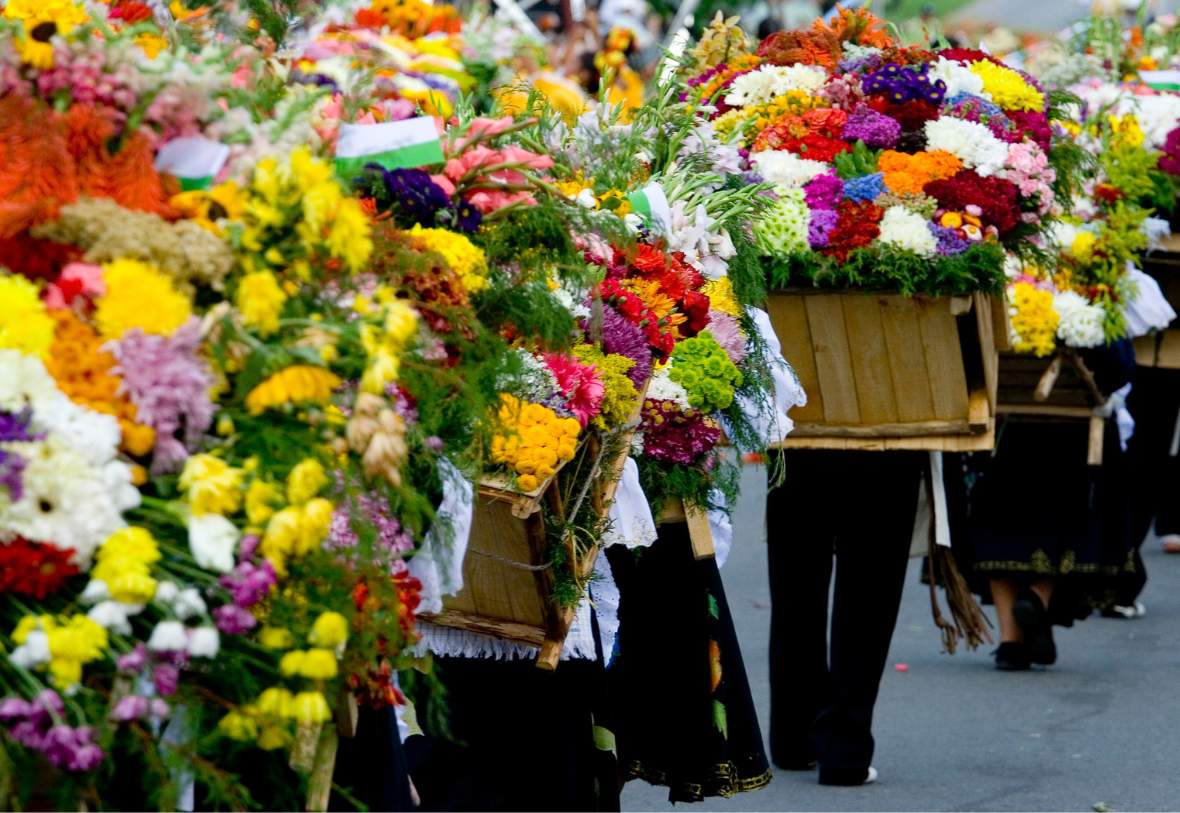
[218,710,259,741]
[135,31,167,59]
[107,570,158,605]
[256,686,294,717]
[92,527,162,585]
[290,691,331,724]
[47,615,107,662]
[235,271,287,335]
[701,277,740,317]
[406,225,488,293]
[281,648,338,680]
[309,611,349,648]
[968,60,1045,112]
[1070,231,1098,262]
[326,198,373,273]
[48,657,82,690]
[17,24,55,69]
[1108,114,1145,148]
[245,366,342,415]
[0,275,54,359]
[257,724,291,750]
[12,615,48,645]
[95,259,192,340]
[1010,281,1059,358]
[179,454,245,516]
[259,626,295,649]
[245,479,280,526]
[297,498,334,555]
[261,507,302,563]
[286,458,328,505]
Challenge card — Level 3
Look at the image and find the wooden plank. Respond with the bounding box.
[879,295,936,423]
[1159,329,1180,369]
[1133,334,1158,367]
[450,499,548,627]
[774,424,995,452]
[804,294,860,424]
[997,404,1094,418]
[991,293,1013,352]
[974,293,999,412]
[842,295,899,424]
[685,503,715,560]
[916,298,969,421]
[421,609,548,646]
[967,387,990,433]
[788,419,969,438]
[766,292,824,422]
[950,295,974,316]
[1088,415,1105,466]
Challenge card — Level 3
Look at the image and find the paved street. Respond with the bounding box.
[622,465,1180,811]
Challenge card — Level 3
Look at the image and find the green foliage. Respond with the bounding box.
[833,141,881,180]
[765,241,1007,296]
[726,222,767,307]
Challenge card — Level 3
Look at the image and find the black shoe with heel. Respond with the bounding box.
[1014,592,1056,665]
[993,641,1031,671]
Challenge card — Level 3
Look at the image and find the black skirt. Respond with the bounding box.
[606,522,771,803]
[946,415,1136,624]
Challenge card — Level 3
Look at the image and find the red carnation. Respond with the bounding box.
[631,243,669,274]
[1093,184,1124,204]
[0,538,79,599]
[866,96,940,132]
[821,200,884,263]
[924,170,1021,236]
[1007,110,1053,153]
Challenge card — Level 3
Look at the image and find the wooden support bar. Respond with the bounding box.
[1088,415,1105,466]
[1034,355,1063,402]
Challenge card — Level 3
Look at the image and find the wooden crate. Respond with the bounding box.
[421,406,639,670]
[1135,235,1180,369]
[996,350,1108,465]
[764,290,998,451]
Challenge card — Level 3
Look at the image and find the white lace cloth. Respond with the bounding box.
[605,458,657,549]
[1123,266,1177,338]
[409,460,472,615]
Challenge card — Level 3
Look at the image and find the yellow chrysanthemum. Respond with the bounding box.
[309,611,349,648]
[0,275,54,359]
[1010,281,1059,357]
[326,198,373,273]
[1108,114,1145,148]
[406,225,488,293]
[968,60,1045,113]
[179,454,245,516]
[245,365,342,415]
[286,458,328,505]
[94,259,191,339]
[235,270,287,335]
[702,277,741,317]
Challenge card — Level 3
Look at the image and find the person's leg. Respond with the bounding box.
[1029,578,1053,609]
[767,451,835,770]
[990,576,1020,642]
[816,452,923,785]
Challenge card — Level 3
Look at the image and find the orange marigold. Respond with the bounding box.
[878,150,962,196]
[815,6,894,48]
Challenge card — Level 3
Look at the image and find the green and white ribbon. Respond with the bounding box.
[155,137,229,191]
[1140,70,1180,92]
[626,182,672,234]
[335,117,445,179]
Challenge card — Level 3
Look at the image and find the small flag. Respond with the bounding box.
[155,137,230,191]
[335,117,445,179]
[626,182,672,234]
[1140,70,1180,92]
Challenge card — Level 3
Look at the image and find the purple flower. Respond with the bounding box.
[0,697,32,724]
[108,319,214,474]
[804,171,844,211]
[32,690,64,718]
[808,209,839,249]
[931,224,971,256]
[110,695,149,723]
[641,406,722,465]
[598,306,652,388]
[153,663,180,697]
[353,166,481,233]
[117,644,148,675]
[238,534,260,562]
[0,449,26,502]
[42,725,103,772]
[149,699,171,720]
[841,105,902,148]
[214,602,258,635]
[861,63,946,105]
[327,494,414,559]
[705,313,748,364]
[219,560,276,607]
[0,408,36,442]
[425,435,444,452]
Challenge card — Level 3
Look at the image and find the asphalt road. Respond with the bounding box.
[621,464,1180,812]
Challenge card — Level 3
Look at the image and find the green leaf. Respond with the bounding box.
[707,593,720,620]
[712,699,728,739]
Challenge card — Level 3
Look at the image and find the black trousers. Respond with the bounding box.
[1127,366,1180,542]
[766,450,923,783]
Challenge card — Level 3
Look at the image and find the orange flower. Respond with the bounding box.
[878,150,962,196]
[815,6,893,48]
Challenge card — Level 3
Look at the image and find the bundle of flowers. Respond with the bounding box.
[679,9,1075,297]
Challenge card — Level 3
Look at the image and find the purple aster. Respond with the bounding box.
[116,645,148,675]
[598,305,653,388]
[327,493,415,570]
[214,603,258,635]
[843,173,886,203]
[705,313,748,365]
[219,560,276,608]
[841,105,902,148]
[0,408,36,442]
[804,171,844,211]
[930,224,971,256]
[640,406,721,465]
[110,695,149,723]
[42,725,103,772]
[808,209,839,249]
[861,63,946,105]
[352,166,476,231]
[0,449,26,502]
[153,663,180,697]
[108,319,214,474]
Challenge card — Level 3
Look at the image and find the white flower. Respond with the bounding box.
[1054,291,1107,348]
[667,202,737,279]
[724,64,828,107]
[9,630,50,668]
[574,188,597,208]
[187,513,239,574]
[173,588,207,621]
[924,117,1009,177]
[3,437,129,568]
[929,57,986,99]
[155,580,180,604]
[750,151,829,190]
[148,620,188,652]
[877,206,938,257]
[1127,94,1180,148]
[80,579,111,605]
[187,626,220,658]
[646,368,692,410]
[87,601,137,635]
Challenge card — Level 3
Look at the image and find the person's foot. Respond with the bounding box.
[818,766,877,786]
[993,641,1031,671]
[1102,600,1147,619]
[1014,592,1056,665]
[1162,534,1180,554]
[774,756,818,771]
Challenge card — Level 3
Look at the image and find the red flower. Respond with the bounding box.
[108,1,154,23]
[821,200,884,263]
[1093,184,1123,205]
[865,96,940,132]
[924,170,1020,236]
[631,243,669,274]
[0,538,79,599]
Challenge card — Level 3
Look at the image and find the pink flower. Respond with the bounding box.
[543,353,605,427]
[44,263,105,310]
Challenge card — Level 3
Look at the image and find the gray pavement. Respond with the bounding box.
[948,0,1090,35]
[622,464,1180,811]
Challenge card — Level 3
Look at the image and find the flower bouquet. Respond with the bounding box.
[675,9,1086,449]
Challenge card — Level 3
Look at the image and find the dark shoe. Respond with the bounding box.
[993,642,1030,671]
[1014,592,1056,665]
[818,766,877,786]
[771,747,817,771]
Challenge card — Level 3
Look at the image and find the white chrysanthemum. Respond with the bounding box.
[1049,221,1081,252]
[187,626,221,658]
[148,620,188,652]
[877,206,938,257]
[724,64,828,107]
[924,117,1009,177]
[1128,94,1180,148]
[1053,291,1106,348]
[754,190,811,257]
[87,601,136,635]
[2,437,135,567]
[750,151,830,190]
[930,57,986,99]
[646,368,692,410]
[187,513,239,574]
